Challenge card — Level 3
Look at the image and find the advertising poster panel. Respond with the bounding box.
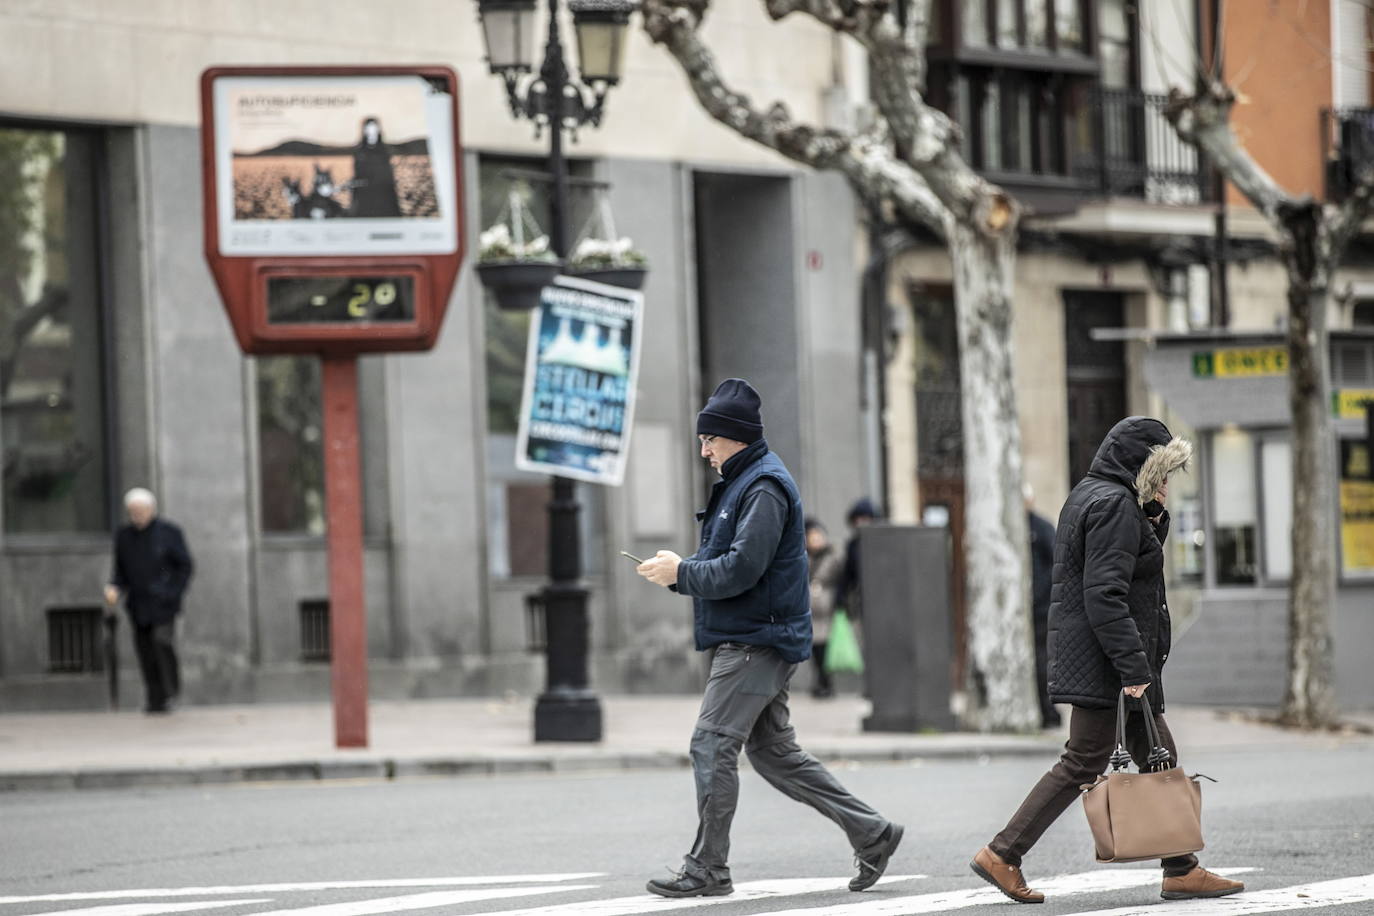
[210,73,459,256]
[515,277,644,485]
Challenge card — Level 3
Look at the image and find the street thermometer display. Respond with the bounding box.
[200,65,464,355]
[200,66,466,750]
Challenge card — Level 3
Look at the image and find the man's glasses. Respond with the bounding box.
[698,435,718,449]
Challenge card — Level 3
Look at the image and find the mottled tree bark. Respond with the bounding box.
[643,0,1040,731]
[1164,84,1367,728]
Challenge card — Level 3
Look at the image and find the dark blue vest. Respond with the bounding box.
[692,441,812,663]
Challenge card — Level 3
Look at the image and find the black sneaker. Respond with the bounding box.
[850,822,904,891]
[646,870,733,898]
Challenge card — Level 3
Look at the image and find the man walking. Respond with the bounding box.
[104,488,194,715]
[636,379,902,898]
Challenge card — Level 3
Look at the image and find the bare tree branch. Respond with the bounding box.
[1163,82,1295,223]
[1329,169,1374,256]
[641,0,951,236]
[767,0,1010,234]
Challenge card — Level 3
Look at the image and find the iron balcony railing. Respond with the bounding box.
[1076,88,1210,205]
[1323,106,1374,202]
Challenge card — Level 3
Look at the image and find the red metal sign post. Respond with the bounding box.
[322,355,367,746]
[201,66,464,747]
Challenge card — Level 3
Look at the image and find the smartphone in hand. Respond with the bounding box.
[620,551,646,564]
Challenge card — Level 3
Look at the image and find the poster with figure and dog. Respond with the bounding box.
[208,72,459,257]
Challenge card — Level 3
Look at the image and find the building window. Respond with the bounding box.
[1259,437,1293,581]
[1098,0,1135,88]
[1355,301,1374,327]
[1210,428,1258,585]
[0,126,110,534]
[257,356,325,534]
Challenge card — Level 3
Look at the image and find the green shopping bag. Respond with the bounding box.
[823,609,864,674]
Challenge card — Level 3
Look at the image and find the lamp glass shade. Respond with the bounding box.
[573,19,628,84]
[479,0,538,72]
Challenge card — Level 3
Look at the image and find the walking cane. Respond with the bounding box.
[102,605,119,710]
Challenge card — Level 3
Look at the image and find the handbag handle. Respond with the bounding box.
[1110,690,1174,773]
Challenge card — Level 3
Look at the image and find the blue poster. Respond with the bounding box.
[515,275,644,485]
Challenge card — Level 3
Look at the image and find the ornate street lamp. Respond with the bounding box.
[474,0,636,742]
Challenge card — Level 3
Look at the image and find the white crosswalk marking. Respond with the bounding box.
[715,868,1257,916]
[1049,873,1374,915]
[472,875,925,916]
[241,886,599,916]
[17,902,268,916]
[0,876,605,906]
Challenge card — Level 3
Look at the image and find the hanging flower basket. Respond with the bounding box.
[477,259,564,311]
[475,218,562,311]
[564,264,647,289]
[565,236,648,290]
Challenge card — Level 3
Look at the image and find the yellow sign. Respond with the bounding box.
[1191,347,1288,378]
[1334,389,1374,419]
[1341,441,1374,576]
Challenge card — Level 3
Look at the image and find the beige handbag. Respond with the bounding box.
[1081,693,1208,863]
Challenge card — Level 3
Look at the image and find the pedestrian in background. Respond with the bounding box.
[832,498,878,624]
[104,488,194,715]
[804,517,842,699]
[971,417,1243,904]
[636,378,903,898]
[1024,483,1061,729]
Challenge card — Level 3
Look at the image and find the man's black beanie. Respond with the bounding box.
[696,378,764,444]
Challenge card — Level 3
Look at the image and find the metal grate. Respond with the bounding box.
[524,591,547,654]
[299,599,331,662]
[1336,343,1373,387]
[47,607,105,673]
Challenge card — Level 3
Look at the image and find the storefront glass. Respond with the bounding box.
[0,126,109,534]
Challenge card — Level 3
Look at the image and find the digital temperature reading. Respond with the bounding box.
[266,276,416,325]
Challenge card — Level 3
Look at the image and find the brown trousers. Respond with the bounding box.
[989,703,1199,877]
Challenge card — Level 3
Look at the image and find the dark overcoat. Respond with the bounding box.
[1047,417,1192,713]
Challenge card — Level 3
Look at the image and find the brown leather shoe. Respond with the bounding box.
[1161,867,1245,900]
[970,846,1045,904]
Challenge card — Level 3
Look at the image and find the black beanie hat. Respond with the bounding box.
[696,378,764,444]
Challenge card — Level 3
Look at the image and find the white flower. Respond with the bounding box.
[479,224,512,252]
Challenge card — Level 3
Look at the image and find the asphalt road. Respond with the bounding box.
[2,743,1372,915]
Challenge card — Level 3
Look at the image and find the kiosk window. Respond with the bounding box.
[1211,428,1257,585]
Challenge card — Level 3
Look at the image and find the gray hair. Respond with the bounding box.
[123,487,157,510]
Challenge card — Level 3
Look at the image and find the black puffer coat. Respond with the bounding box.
[1046,417,1192,712]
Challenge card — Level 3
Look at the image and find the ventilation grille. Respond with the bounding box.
[47,607,105,674]
[299,599,330,662]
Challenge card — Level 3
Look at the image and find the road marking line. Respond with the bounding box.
[0,876,605,906]
[472,875,926,916]
[17,901,269,916]
[1046,872,1374,914]
[728,868,1257,916]
[231,886,599,916]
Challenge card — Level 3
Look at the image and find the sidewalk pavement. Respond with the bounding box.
[2,695,1371,792]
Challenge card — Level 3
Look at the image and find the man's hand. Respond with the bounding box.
[637,550,682,588]
[1123,683,1150,698]
[103,585,120,608]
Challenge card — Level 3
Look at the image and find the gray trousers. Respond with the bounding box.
[683,644,890,881]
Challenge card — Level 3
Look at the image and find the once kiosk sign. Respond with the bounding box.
[200,65,464,354]
[200,66,464,749]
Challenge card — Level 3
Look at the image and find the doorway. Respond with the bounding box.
[1063,290,1128,485]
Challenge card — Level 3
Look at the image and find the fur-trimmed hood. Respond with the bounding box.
[1087,416,1191,504]
[1135,436,1193,507]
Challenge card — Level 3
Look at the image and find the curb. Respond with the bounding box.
[0,741,1058,793]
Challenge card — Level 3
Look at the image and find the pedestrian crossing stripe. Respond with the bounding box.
[7,869,1374,916]
[1044,873,1374,915]
[0,877,605,906]
[4,903,269,916]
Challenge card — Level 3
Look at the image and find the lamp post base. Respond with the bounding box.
[534,689,603,742]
